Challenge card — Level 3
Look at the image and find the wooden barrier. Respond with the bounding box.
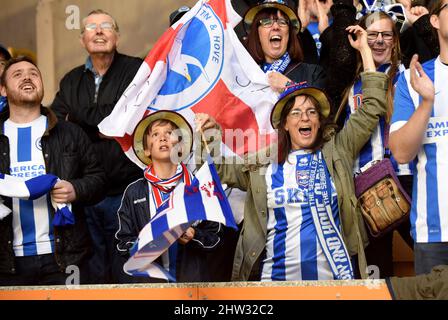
[0,280,391,300]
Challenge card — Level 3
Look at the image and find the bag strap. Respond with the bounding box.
[384,123,391,159]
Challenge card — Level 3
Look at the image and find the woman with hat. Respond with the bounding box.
[243,0,326,93]
[197,30,388,280]
[115,110,223,283]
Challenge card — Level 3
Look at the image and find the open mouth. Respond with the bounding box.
[93,38,107,44]
[270,35,282,47]
[299,127,312,137]
[19,83,35,92]
[159,145,170,151]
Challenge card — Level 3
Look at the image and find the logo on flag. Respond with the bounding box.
[98,0,278,169]
[154,5,224,111]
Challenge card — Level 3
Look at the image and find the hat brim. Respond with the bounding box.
[133,111,193,166]
[244,3,301,34]
[270,87,331,129]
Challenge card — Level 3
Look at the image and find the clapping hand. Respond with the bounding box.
[409,54,435,103]
[315,0,333,33]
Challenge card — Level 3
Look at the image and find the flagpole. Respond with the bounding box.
[199,128,211,156]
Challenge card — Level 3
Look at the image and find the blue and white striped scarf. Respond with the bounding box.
[308,153,354,280]
[0,173,74,226]
[262,52,291,74]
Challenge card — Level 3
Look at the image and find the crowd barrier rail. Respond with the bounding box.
[0,279,392,300]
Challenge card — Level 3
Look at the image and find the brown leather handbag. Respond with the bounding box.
[354,158,411,237]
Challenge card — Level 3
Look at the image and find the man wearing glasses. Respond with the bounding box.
[50,9,143,284]
[390,0,448,275]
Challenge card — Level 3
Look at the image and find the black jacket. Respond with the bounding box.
[51,52,143,196]
[116,178,224,282]
[0,107,106,274]
[284,61,327,89]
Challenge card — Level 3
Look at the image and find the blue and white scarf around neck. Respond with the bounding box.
[262,52,291,74]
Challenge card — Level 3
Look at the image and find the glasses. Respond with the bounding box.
[288,108,319,119]
[367,31,394,41]
[83,22,116,32]
[259,18,289,28]
[435,3,448,15]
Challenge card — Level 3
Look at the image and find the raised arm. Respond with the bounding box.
[194,113,250,192]
[389,54,435,163]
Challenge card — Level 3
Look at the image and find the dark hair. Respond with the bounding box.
[245,8,304,65]
[337,12,400,124]
[142,119,179,152]
[277,94,335,164]
[429,0,445,15]
[1,56,39,86]
[81,9,120,34]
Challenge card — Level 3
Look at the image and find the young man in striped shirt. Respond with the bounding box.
[390,0,448,275]
[0,57,106,286]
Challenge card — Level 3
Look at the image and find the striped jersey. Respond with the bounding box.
[4,115,54,256]
[391,56,448,243]
[262,150,340,281]
[346,63,413,175]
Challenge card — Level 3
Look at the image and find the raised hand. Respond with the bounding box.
[346,25,368,51]
[409,54,435,103]
[346,25,375,71]
[396,0,429,24]
[407,6,429,24]
[298,0,312,29]
[195,113,218,132]
[315,0,333,33]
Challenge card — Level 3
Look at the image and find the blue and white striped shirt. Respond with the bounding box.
[4,115,54,256]
[346,64,413,175]
[262,150,340,281]
[391,56,448,243]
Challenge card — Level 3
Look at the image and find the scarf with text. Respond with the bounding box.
[308,152,354,280]
[262,52,291,74]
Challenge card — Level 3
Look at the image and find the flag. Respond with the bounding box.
[98,0,278,169]
[123,156,237,281]
[0,173,74,226]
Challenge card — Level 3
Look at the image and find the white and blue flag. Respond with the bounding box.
[124,156,237,281]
